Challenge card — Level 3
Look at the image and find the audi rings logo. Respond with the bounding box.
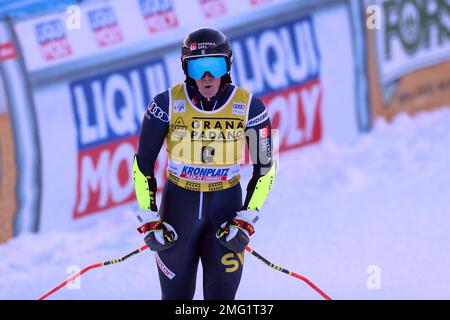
[146,101,169,122]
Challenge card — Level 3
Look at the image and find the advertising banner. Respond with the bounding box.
[231,16,322,152]
[0,41,17,61]
[366,0,450,121]
[231,5,359,149]
[34,56,171,229]
[14,0,294,73]
[70,58,169,219]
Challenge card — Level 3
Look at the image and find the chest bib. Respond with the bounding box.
[166,83,251,192]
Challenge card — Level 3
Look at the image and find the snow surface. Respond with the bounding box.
[1,108,450,300]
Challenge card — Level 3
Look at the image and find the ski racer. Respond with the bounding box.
[132,27,276,300]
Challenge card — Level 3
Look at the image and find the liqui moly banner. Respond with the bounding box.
[231,16,322,152]
[70,59,169,218]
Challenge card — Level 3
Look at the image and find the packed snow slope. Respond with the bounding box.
[1,108,450,300]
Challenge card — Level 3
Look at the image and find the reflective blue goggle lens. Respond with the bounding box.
[187,57,227,80]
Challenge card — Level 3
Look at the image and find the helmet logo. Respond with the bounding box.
[198,42,216,49]
[190,42,216,51]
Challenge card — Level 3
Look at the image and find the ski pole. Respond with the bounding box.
[245,246,332,300]
[39,244,331,300]
[38,244,149,300]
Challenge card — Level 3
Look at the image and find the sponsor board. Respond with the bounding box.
[249,0,274,6]
[87,6,124,48]
[70,58,169,218]
[17,0,358,232]
[199,0,227,19]
[34,18,72,61]
[0,42,17,61]
[231,16,322,153]
[138,0,179,34]
[0,114,17,243]
[366,0,450,121]
[14,0,298,72]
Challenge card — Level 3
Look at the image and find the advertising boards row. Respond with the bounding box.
[14,0,293,72]
[34,5,358,231]
[0,0,448,240]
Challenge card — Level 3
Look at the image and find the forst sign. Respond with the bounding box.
[383,0,448,59]
[367,0,450,121]
[231,16,322,153]
[70,59,169,218]
[376,0,450,85]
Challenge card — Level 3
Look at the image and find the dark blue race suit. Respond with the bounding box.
[136,83,273,300]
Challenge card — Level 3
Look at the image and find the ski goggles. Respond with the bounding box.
[187,56,227,80]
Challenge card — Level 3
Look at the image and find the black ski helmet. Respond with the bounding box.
[181,27,233,84]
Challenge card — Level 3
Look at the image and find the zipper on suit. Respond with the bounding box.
[198,191,203,220]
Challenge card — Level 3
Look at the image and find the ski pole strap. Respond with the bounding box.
[137,221,162,234]
[232,219,255,236]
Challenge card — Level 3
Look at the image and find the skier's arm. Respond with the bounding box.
[216,96,276,253]
[133,92,170,212]
[133,92,178,252]
[242,96,276,211]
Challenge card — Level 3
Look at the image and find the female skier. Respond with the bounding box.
[133,27,276,300]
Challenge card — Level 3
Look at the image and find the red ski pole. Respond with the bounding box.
[39,244,331,300]
[245,246,332,300]
[38,244,149,300]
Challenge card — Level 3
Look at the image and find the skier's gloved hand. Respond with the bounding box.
[136,210,178,252]
[216,209,259,253]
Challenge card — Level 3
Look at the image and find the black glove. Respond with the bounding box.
[216,210,258,253]
[136,210,178,252]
